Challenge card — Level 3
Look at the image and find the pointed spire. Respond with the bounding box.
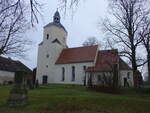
[53,10,60,23]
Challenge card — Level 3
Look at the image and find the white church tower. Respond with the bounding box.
[36,11,67,84]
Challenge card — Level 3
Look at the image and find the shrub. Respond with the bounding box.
[88,86,123,94]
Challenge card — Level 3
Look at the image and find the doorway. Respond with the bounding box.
[124,77,129,87]
[42,75,48,84]
[124,78,127,86]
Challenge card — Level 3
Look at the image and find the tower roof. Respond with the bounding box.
[44,11,67,33]
[53,10,60,23]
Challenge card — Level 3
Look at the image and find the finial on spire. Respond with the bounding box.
[53,10,60,23]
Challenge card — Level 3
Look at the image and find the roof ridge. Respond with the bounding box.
[63,45,98,50]
[99,49,118,52]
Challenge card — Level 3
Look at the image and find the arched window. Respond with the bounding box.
[46,54,49,58]
[72,66,75,81]
[46,34,49,40]
[83,66,86,71]
[62,67,65,81]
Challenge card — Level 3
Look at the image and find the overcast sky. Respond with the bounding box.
[18,0,108,69]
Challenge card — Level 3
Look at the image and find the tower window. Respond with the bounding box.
[62,67,65,81]
[72,66,75,81]
[46,34,49,40]
[46,54,49,58]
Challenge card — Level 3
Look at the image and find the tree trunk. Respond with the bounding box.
[88,72,92,87]
[131,46,137,70]
[147,51,150,84]
[113,64,119,89]
[131,47,138,87]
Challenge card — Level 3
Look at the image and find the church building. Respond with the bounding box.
[36,11,134,87]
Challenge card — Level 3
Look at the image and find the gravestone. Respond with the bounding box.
[7,71,28,106]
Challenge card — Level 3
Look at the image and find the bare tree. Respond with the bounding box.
[0,0,31,57]
[102,0,150,86]
[0,0,81,26]
[0,0,81,57]
[0,0,42,26]
[96,73,113,87]
[87,51,119,89]
[59,0,80,14]
[89,64,119,89]
[140,17,150,83]
[83,37,100,46]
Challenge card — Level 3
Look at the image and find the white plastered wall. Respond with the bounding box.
[86,72,112,86]
[36,25,67,84]
[55,62,94,84]
[86,70,134,87]
[0,70,15,84]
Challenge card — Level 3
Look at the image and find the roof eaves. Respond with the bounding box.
[44,22,68,33]
[55,60,94,65]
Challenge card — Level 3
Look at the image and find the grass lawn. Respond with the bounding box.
[0,84,150,113]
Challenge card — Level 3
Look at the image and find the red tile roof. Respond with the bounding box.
[55,45,98,64]
[86,49,119,72]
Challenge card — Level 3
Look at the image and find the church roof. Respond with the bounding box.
[86,49,132,72]
[86,49,119,72]
[55,45,98,64]
[0,56,32,73]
